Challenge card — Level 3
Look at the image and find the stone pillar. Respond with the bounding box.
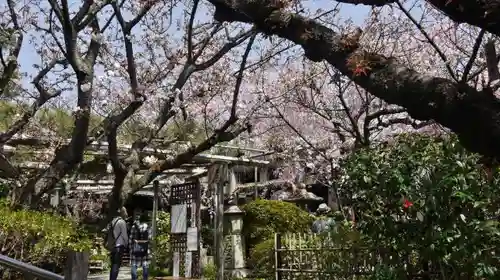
[50,186,61,208]
[224,205,248,278]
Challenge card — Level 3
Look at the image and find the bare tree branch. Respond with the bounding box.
[333,0,500,39]
[121,33,257,206]
[0,0,24,96]
[187,0,201,64]
[0,59,66,144]
[396,0,458,82]
[460,30,486,83]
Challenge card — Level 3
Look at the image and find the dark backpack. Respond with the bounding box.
[104,217,122,251]
[132,223,149,257]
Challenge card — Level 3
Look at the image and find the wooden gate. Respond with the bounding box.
[170,180,201,278]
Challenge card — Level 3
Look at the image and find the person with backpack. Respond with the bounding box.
[130,212,152,280]
[105,207,129,280]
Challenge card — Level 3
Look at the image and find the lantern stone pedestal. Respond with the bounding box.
[224,205,248,278]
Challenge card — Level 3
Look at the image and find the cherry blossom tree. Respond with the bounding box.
[0,0,278,217]
[2,0,500,220]
[206,0,500,164]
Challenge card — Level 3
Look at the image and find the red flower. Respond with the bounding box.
[403,199,413,209]
[353,66,368,76]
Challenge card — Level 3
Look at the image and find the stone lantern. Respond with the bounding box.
[224,205,247,277]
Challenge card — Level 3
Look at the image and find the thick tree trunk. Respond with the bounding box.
[207,0,500,160]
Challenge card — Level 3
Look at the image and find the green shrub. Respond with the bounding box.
[0,201,91,279]
[368,265,400,280]
[202,263,217,280]
[154,211,171,271]
[150,267,170,277]
[341,134,500,278]
[242,199,314,277]
[201,263,247,280]
[241,199,314,250]
[89,239,110,271]
[248,238,275,278]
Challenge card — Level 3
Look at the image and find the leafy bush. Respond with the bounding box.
[241,199,314,250]
[367,265,400,280]
[248,238,274,277]
[150,267,171,277]
[0,184,8,199]
[201,223,214,254]
[0,201,91,279]
[242,199,314,276]
[249,224,363,280]
[89,237,110,271]
[201,263,247,280]
[154,211,171,271]
[202,263,217,280]
[340,134,500,278]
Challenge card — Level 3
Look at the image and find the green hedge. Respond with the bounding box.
[242,199,314,249]
[0,201,91,279]
[242,199,314,275]
[153,211,171,273]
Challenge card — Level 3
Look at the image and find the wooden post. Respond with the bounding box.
[151,179,159,269]
[214,164,226,280]
[64,251,89,280]
[254,167,258,199]
[195,179,202,277]
[274,234,282,280]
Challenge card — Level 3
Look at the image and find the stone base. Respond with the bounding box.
[225,268,249,278]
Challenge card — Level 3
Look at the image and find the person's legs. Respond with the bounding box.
[109,247,123,280]
[142,261,149,280]
[130,262,138,280]
[108,252,115,280]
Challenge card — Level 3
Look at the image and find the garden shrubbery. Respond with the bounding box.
[243,134,500,279]
[0,200,91,279]
[241,199,314,276]
[339,134,500,278]
[153,211,171,274]
[241,199,314,250]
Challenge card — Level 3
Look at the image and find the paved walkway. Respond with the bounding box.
[88,267,131,280]
[87,267,199,280]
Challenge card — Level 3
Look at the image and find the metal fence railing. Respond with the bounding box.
[0,254,64,280]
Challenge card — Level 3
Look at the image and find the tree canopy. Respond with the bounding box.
[1,0,500,214]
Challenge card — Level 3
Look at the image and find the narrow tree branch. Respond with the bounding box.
[334,0,394,6]
[107,128,126,175]
[396,0,458,82]
[461,29,486,83]
[334,0,500,39]
[267,97,330,161]
[195,29,256,70]
[124,37,257,195]
[230,34,257,118]
[187,0,200,63]
[0,59,66,143]
[112,2,141,97]
[48,0,81,71]
[0,0,24,96]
